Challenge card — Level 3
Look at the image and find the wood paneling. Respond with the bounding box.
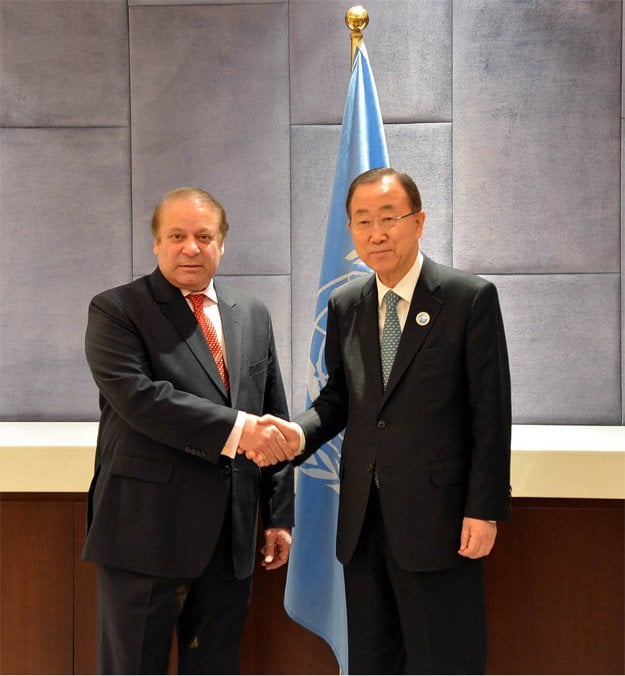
[0,497,74,674]
[242,562,337,674]
[485,498,625,674]
[1,495,622,675]
[73,501,97,675]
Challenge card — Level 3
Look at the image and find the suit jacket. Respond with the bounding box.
[83,267,294,579]
[296,255,511,572]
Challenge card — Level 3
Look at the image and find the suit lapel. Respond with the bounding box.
[214,281,241,404]
[355,276,385,402]
[381,255,443,404]
[150,268,228,397]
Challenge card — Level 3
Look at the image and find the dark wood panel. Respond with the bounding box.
[485,498,625,674]
[1,495,622,675]
[0,499,74,674]
[73,501,97,675]
[242,562,338,674]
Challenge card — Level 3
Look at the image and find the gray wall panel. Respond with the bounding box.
[0,0,129,127]
[290,0,451,125]
[130,0,280,4]
[129,3,290,277]
[493,273,621,424]
[453,0,621,275]
[0,0,622,427]
[0,128,131,420]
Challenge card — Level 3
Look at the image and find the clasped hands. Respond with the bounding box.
[238,414,300,467]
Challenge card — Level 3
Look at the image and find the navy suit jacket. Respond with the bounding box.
[83,267,294,579]
[296,255,511,572]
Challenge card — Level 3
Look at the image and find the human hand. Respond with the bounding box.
[261,527,292,570]
[237,414,295,466]
[238,415,300,467]
[458,517,497,558]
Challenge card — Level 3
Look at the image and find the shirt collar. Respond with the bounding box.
[376,251,423,308]
[180,279,218,304]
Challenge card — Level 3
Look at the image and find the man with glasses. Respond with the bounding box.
[244,167,511,674]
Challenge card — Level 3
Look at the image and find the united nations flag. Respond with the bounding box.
[284,40,389,674]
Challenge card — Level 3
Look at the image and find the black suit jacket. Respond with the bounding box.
[83,268,294,579]
[296,255,511,572]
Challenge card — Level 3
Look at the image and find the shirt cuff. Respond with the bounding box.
[221,410,246,459]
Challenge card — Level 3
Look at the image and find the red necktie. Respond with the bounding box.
[187,294,229,390]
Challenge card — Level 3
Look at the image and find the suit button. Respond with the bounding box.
[377,420,386,429]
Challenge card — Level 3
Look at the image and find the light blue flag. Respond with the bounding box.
[284,42,389,675]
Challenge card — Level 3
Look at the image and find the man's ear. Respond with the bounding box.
[416,211,426,239]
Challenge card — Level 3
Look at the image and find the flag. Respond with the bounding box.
[284,42,389,675]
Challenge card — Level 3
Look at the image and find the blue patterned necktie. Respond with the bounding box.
[381,290,401,389]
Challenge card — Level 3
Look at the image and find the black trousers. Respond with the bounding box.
[344,484,487,675]
[96,509,252,675]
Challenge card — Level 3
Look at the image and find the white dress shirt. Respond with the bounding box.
[375,251,423,336]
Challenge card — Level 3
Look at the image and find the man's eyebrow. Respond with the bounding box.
[353,203,396,215]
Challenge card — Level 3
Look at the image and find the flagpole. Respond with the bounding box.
[345,5,369,68]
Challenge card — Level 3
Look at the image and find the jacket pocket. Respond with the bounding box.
[429,457,468,487]
[248,356,268,377]
[111,453,173,484]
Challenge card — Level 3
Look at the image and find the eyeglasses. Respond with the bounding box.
[350,210,419,233]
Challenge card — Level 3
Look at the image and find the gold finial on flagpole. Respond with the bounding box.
[345,6,369,68]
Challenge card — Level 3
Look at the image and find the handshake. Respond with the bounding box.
[237,414,301,467]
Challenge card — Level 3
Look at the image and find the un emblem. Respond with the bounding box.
[299,249,369,494]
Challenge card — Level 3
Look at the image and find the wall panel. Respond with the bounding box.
[453,0,621,274]
[0,0,129,127]
[0,499,75,674]
[0,0,621,428]
[0,128,131,420]
[1,494,622,675]
[492,273,621,424]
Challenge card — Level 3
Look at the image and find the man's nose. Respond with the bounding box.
[369,222,388,240]
[182,239,201,254]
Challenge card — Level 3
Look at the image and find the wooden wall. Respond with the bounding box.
[1,494,622,674]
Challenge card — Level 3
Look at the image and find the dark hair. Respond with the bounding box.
[345,167,422,216]
[151,187,230,242]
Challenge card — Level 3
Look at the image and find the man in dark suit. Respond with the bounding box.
[84,186,295,674]
[244,168,511,674]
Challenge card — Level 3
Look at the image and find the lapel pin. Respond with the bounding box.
[416,311,430,326]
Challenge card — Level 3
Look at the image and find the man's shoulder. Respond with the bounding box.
[331,273,374,304]
[214,278,271,314]
[90,273,153,305]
